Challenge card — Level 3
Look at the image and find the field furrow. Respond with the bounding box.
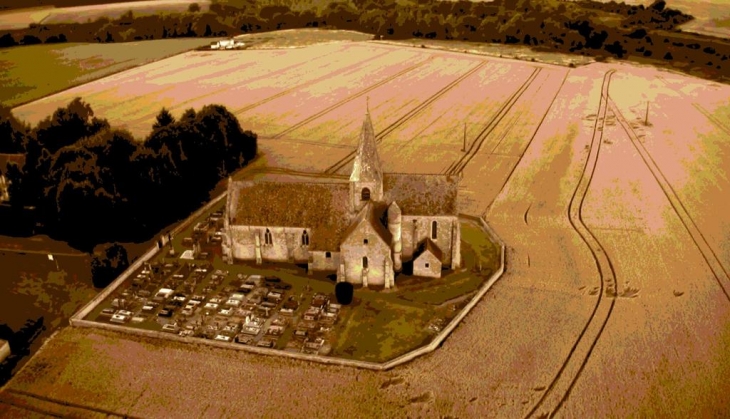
[560,94,730,417]
[253,53,483,140]
[375,61,535,173]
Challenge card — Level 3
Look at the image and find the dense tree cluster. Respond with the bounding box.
[1,0,728,78]
[90,242,129,288]
[0,100,257,250]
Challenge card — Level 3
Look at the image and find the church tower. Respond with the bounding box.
[350,102,383,212]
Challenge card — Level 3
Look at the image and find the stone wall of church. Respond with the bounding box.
[413,250,442,278]
[229,225,311,263]
[340,223,392,286]
[309,251,340,271]
[401,215,458,267]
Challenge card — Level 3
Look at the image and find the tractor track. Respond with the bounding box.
[481,70,570,217]
[609,97,730,303]
[323,59,490,175]
[524,69,618,418]
[445,67,542,176]
[275,55,442,140]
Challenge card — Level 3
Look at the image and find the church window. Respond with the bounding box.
[264,229,273,245]
[432,221,438,240]
[425,263,430,268]
[302,230,309,246]
[362,256,368,269]
[363,238,368,245]
[361,188,370,201]
[326,252,331,258]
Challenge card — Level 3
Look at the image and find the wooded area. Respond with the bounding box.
[1,0,728,79]
[0,100,257,250]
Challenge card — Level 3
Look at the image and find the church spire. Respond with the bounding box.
[350,98,382,183]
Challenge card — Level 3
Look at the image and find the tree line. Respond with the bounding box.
[0,0,728,79]
[0,100,257,251]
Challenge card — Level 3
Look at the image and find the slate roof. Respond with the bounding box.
[341,201,392,246]
[383,173,459,216]
[415,238,444,261]
[230,179,353,251]
[349,111,382,183]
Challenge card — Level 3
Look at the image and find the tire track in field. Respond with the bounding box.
[609,98,730,303]
[481,70,570,216]
[445,67,541,176]
[274,55,441,140]
[231,49,397,115]
[524,69,618,419]
[323,59,489,175]
[121,46,352,126]
[691,102,730,136]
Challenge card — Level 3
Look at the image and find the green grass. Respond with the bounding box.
[0,38,214,108]
[88,200,501,364]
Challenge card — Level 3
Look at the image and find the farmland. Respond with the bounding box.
[589,0,730,38]
[0,0,211,30]
[3,37,730,417]
[0,38,214,107]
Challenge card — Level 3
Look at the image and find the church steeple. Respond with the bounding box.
[350,99,383,211]
[350,99,382,183]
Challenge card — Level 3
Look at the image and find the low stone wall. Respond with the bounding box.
[70,192,228,324]
[378,214,505,370]
[70,203,506,371]
[0,339,10,363]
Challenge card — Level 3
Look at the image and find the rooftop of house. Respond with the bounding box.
[415,238,444,261]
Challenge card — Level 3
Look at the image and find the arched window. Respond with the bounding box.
[431,221,438,240]
[325,252,331,258]
[362,256,368,269]
[302,230,309,246]
[264,229,273,245]
[361,188,370,201]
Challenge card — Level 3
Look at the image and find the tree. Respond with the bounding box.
[0,106,29,154]
[0,33,16,47]
[335,282,354,305]
[3,161,23,208]
[152,107,176,131]
[188,2,201,13]
[20,35,41,45]
[91,243,129,288]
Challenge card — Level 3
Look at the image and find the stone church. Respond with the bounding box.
[222,110,461,289]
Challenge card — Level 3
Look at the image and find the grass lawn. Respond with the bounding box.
[85,193,501,364]
[0,38,214,108]
[0,249,98,385]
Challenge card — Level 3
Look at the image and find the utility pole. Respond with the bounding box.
[462,122,466,152]
[645,101,650,126]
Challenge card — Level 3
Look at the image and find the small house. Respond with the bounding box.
[413,239,443,278]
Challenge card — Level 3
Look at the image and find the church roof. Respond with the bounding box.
[341,201,392,245]
[383,173,459,216]
[415,238,443,261]
[349,111,382,183]
[229,179,352,251]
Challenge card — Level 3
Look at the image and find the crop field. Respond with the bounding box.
[0,7,53,30]
[39,0,210,25]
[0,38,214,108]
[3,35,730,417]
[587,0,730,38]
[0,1,210,30]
